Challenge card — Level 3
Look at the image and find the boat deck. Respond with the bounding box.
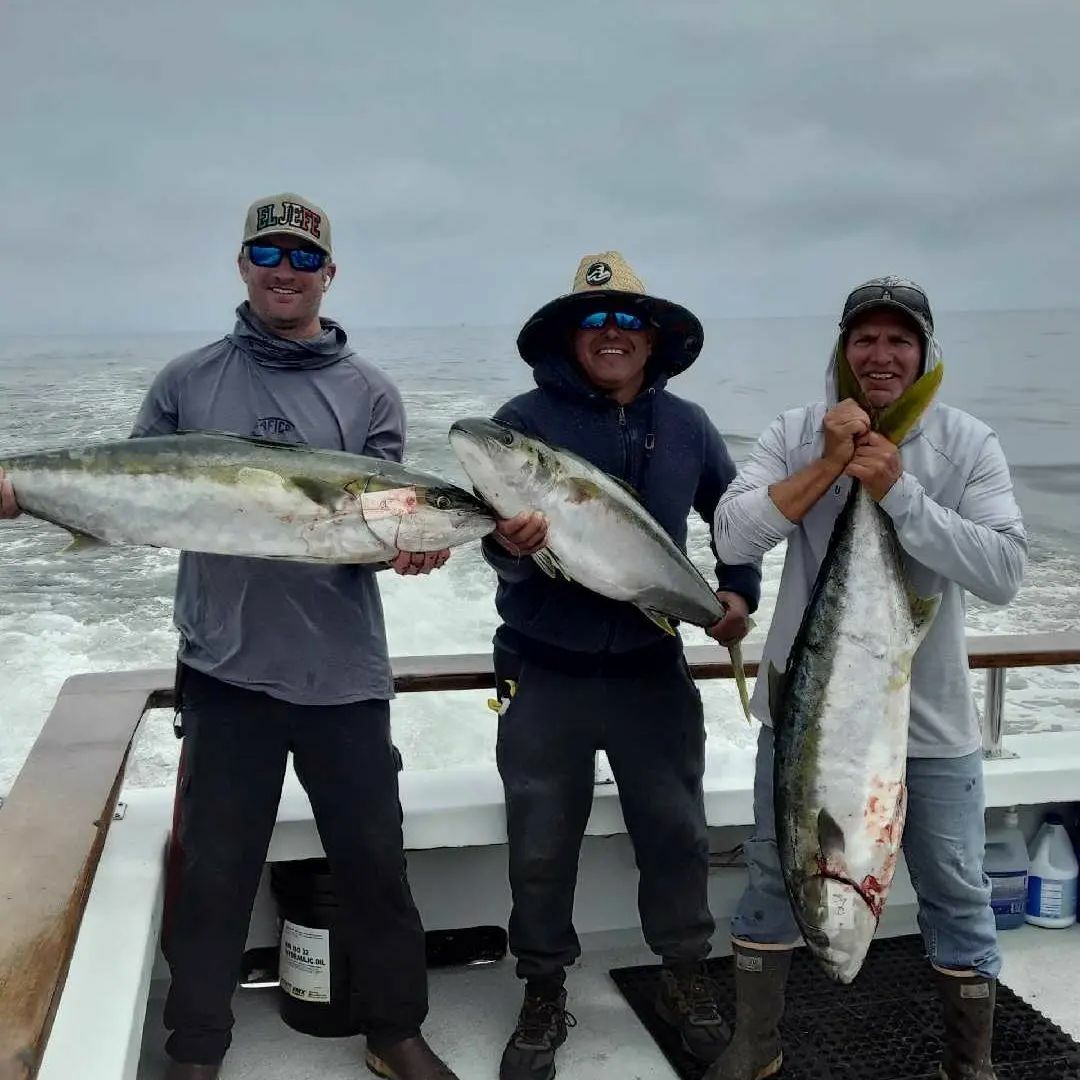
[135,924,1080,1080]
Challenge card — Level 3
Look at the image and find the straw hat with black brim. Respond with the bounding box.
[516,252,704,376]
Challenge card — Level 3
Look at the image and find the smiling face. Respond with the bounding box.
[238,233,335,341]
[843,308,924,409]
[572,312,656,403]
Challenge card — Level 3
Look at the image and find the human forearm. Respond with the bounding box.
[767,457,844,523]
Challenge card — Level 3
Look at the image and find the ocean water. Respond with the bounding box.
[1,310,1078,793]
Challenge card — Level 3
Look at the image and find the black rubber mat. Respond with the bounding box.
[609,934,1080,1079]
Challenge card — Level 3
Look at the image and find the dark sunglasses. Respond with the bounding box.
[842,284,933,331]
[246,243,327,273]
[578,310,647,332]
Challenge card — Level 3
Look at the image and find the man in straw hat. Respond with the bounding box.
[709,277,1025,1080]
[481,252,760,1078]
[1,192,463,1080]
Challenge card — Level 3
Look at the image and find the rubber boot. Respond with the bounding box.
[703,942,792,1080]
[934,970,997,1080]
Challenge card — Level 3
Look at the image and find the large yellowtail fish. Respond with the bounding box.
[770,362,943,983]
[448,416,752,717]
[0,432,495,561]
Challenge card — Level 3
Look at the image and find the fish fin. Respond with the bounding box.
[177,429,312,451]
[236,466,289,492]
[728,640,753,724]
[895,780,908,831]
[565,477,603,504]
[874,363,945,444]
[817,808,846,857]
[907,589,941,647]
[291,476,348,510]
[637,605,677,636]
[609,475,642,501]
[766,661,788,726]
[532,547,569,580]
[62,528,105,553]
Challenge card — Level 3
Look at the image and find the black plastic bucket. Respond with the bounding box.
[270,858,362,1037]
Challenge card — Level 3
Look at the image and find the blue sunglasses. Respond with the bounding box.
[579,310,647,332]
[246,243,327,273]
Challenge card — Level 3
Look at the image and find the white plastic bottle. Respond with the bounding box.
[1025,813,1079,929]
[984,807,1029,930]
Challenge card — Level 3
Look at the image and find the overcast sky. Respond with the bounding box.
[3,0,1079,333]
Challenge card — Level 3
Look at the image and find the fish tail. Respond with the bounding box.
[729,640,753,723]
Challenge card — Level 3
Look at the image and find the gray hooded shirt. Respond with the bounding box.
[131,303,405,705]
[713,328,1027,757]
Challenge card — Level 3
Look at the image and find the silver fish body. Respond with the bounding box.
[449,416,725,627]
[0,432,495,561]
[771,483,937,983]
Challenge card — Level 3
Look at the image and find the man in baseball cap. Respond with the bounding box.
[709,275,1025,1080]
[136,192,456,1079]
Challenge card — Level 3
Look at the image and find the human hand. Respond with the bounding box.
[492,511,548,557]
[706,591,751,646]
[0,468,21,519]
[822,399,872,471]
[845,432,901,501]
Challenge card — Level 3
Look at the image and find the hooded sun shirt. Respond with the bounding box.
[483,349,761,671]
[713,324,1027,757]
[131,303,406,705]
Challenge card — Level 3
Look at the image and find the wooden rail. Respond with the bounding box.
[1,631,1079,1079]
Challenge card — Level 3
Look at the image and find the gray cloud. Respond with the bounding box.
[2,0,1078,332]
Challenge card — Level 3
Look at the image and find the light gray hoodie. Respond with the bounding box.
[713,330,1027,757]
[131,303,405,705]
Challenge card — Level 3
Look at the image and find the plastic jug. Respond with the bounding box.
[983,807,1029,930]
[1025,813,1079,928]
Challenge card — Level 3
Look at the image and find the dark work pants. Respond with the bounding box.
[163,666,427,1065]
[494,643,715,982]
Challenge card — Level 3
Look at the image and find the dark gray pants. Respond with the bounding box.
[163,666,427,1065]
[495,642,714,982]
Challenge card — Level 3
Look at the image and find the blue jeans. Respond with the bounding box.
[731,725,1001,979]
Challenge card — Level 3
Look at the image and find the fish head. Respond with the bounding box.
[448,417,556,516]
[351,473,495,552]
[797,876,879,984]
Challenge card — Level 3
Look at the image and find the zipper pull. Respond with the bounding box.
[618,405,626,425]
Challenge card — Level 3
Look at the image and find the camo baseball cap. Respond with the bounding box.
[242,192,332,256]
[839,275,933,338]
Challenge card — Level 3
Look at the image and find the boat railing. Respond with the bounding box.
[1,630,1079,1079]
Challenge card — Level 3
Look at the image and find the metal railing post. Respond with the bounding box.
[981,666,1009,759]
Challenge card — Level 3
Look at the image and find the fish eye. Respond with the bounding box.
[500,430,514,446]
[435,494,451,510]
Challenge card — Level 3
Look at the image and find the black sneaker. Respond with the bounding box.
[655,963,731,1063]
[499,987,577,1080]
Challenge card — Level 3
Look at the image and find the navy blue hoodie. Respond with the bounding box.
[483,352,760,669]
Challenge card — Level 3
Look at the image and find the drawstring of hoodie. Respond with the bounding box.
[638,387,658,493]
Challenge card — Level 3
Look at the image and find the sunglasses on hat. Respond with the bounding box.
[841,284,933,333]
[246,243,327,273]
[578,311,647,332]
